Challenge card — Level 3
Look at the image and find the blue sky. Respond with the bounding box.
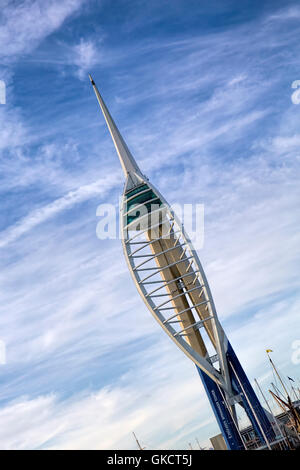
[0,0,300,449]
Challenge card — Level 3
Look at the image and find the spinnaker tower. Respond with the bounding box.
[89,75,277,450]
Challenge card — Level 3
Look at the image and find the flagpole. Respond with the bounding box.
[266,350,289,399]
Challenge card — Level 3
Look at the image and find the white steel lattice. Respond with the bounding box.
[121,176,231,392]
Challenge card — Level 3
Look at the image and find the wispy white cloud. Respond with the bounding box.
[0,175,119,248]
[0,107,28,150]
[0,0,84,60]
[72,38,101,80]
[0,345,216,450]
[266,6,300,23]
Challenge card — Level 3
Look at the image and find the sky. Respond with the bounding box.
[0,0,300,450]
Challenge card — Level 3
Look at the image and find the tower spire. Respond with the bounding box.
[89,75,143,183]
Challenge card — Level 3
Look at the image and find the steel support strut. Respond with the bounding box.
[196,342,276,450]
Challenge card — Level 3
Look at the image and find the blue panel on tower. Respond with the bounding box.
[196,365,245,450]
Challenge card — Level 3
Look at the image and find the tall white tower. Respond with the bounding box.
[89,75,277,450]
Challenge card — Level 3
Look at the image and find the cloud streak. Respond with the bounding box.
[0,175,119,248]
[0,0,84,61]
